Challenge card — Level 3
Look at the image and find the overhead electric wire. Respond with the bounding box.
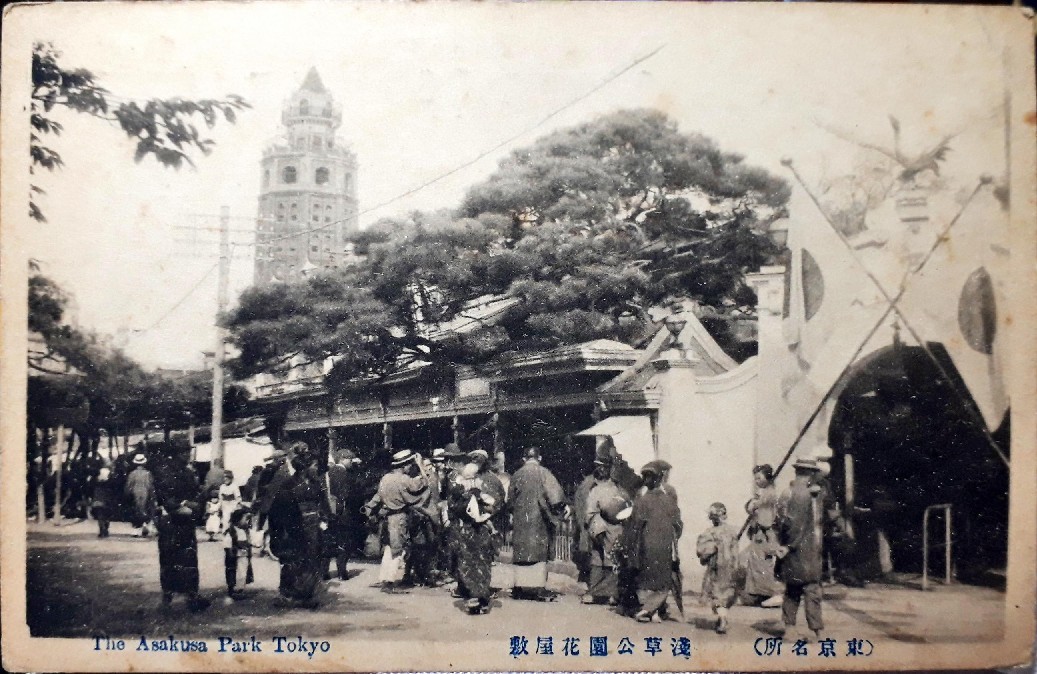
[136,259,220,332]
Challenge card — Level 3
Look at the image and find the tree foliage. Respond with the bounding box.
[28,268,245,446]
[226,109,789,386]
[30,42,250,222]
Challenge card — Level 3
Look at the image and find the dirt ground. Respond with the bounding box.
[25,519,1004,649]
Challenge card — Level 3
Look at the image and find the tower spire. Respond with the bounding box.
[301,67,326,93]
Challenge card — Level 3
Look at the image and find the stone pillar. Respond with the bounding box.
[746,265,788,468]
[650,347,703,587]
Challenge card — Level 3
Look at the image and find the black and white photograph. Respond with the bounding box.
[1,2,1035,671]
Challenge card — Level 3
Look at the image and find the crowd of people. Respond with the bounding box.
[80,436,853,636]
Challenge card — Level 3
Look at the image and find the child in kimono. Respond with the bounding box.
[205,493,221,541]
[218,470,242,532]
[224,506,254,599]
[696,502,740,634]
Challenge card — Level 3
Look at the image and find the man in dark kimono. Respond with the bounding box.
[255,448,289,556]
[323,449,362,581]
[153,449,208,612]
[507,446,568,601]
[623,461,682,622]
[124,454,155,537]
[268,442,327,608]
[775,457,826,638]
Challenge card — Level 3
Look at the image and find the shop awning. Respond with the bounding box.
[577,415,655,472]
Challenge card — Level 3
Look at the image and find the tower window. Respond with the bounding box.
[299,99,309,116]
[283,166,297,184]
[263,169,270,187]
[323,105,332,117]
[312,136,322,151]
[315,167,330,185]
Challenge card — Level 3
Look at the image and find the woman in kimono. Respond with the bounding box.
[204,493,222,541]
[124,454,156,537]
[268,442,327,608]
[696,502,740,634]
[449,463,500,614]
[743,464,784,606]
[583,457,630,605]
[218,470,242,532]
[153,450,209,612]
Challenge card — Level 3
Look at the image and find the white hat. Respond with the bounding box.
[132,454,147,465]
[792,456,822,471]
[391,449,415,467]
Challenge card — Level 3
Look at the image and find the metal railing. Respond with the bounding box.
[922,503,953,591]
[498,520,574,563]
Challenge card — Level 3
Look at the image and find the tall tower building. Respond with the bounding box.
[254,68,358,285]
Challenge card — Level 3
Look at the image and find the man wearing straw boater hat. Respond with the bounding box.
[774,456,827,640]
[364,449,428,593]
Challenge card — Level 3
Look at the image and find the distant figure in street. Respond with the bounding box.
[696,502,739,634]
[469,449,506,555]
[364,449,428,593]
[153,449,209,612]
[622,461,682,622]
[204,493,221,541]
[774,457,827,639]
[218,470,242,532]
[583,455,630,605]
[507,446,568,601]
[437,444,467,580]
[223,506,254,600]
[572,464,597,586]
[406,451,444,587]
[267,442,327,608]
[124,454,155,537]
[254,449,290,556]
[449,462,501,614]
[491,451,510,503]
[91,466,116,538]
[242,465,264,503]
[323,449,364,581]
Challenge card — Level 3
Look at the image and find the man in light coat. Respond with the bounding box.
[507,446,568,601]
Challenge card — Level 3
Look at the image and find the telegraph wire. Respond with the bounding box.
[135,259,221,332]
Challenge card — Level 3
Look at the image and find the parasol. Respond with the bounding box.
[671,538,685,619]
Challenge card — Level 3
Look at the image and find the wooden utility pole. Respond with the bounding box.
[37,427,48,524]
[53,424,65,524]
[208,206,231,485]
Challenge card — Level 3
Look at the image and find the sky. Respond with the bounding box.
[8,1,1016,369]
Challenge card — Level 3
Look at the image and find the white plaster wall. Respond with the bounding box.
[655,358,758,590]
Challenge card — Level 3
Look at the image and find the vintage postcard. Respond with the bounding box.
[1,1,1035,671]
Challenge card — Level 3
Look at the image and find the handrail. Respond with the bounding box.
[922,503,953,591]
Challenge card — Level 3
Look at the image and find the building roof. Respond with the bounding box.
[300,67,327,93]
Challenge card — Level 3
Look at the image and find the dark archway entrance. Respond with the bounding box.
[827,342,1009,586]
